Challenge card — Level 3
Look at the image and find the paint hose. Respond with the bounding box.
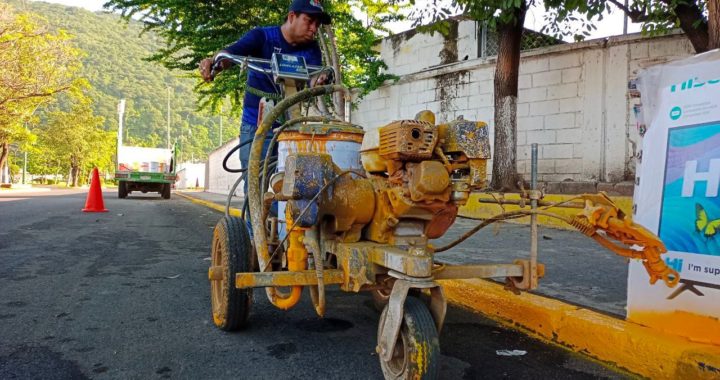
[246,85,347,309]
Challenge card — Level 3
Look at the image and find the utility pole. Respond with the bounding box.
[623,0,629,34]
[167,87,172,149]
[118,99,126,173]
[219,103,223,147]
[22,123,28,185]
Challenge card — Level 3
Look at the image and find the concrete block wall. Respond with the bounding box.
[380,18,479,77]
[353,31,694,183]
[206,137,243,195]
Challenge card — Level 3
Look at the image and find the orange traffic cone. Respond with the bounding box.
[83,167,108,212]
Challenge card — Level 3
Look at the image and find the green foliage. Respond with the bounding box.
[103,0,402,109]
[329,1,404,100]
[541,1,710,48]
[34,84,113,185]
[407,0,536,31]
[0,2,82,172]
[7,0,239,163]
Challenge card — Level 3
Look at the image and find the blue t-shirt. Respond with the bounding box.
[225,26,323,129]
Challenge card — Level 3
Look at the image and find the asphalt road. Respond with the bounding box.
[0,188,629,379]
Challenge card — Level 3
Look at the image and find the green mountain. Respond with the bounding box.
[10,0,238,160]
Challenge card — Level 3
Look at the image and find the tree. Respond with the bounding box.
[411,1,536,190]
[36,86,112,186]
[599,0,716,53]
[543,1,718,53]
[103,0,402,115]
[0,4,82,178]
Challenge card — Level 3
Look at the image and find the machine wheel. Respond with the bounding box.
[161,183,171,199]
[210,216,253,331]
[378,296,440,380]
[118,181,128,199]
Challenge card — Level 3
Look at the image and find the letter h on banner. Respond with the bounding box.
[682,159,720,197]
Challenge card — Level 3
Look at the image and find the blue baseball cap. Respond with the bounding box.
[289,0,332,24]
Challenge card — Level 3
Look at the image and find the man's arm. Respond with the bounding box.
[199,28,266,82]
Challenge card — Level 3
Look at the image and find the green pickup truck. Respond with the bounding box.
[114,144,177,199]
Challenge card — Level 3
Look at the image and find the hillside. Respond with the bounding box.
[9,0,238,159]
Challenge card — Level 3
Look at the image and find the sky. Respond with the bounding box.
[33,0,642,39]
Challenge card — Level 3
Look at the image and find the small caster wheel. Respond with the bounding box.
[378,296,440,379]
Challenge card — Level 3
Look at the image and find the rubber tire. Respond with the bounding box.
[118,181,127,199]
[161,183,171,199]
[378,296,440,380]
[210,216,253,331]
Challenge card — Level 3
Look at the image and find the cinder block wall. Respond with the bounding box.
[352,25,694,183]
[206,137,243,195]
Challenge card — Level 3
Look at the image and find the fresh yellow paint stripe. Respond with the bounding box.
[441,278,720,379]
[175,191,242,217]
[459,193,633,230]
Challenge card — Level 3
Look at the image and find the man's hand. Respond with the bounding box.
[199,58,214,82]
[311,72,330,87]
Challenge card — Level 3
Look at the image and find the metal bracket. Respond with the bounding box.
[507,259,545,290]
[377,279,411,362]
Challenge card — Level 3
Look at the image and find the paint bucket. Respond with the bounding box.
[275,122,365,239]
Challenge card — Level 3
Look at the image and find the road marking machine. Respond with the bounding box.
[207,52,678,379]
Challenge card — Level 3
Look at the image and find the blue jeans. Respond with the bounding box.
[239,124,278,234]
[239,124,277,196]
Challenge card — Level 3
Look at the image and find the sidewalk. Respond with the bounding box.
[0,184,52,192]
[177,190,720,379]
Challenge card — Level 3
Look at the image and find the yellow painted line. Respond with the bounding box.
[459,193,633,230]
[441,278,720,379]
[175,192,242,217]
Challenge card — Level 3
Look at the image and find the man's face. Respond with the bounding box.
[288,12,321,44]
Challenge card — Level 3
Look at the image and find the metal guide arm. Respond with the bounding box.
[570,193,679,287]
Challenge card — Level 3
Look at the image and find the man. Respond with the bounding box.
[198,0,331,189]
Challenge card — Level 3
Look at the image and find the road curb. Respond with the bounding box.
[440,278,720,379]
[459,193,633,231]
[174,191,241,217]
[176,191,720,379]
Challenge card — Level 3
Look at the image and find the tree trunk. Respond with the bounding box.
[69,156,80,187]
[323,26,345,121]
[71,166,80,187]
[709,0,720,50]
[0,142,8,183]
[673,1,709,52]
[491,3,527,191]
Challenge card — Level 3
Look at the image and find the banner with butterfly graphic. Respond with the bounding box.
[632,50,720,344]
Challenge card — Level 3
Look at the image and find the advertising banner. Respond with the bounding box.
[631,50,720,344]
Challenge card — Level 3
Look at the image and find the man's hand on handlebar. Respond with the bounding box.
[199,58,215,82]
[199,53,235,83]
[311,72,328,87]
[311,68,334,87]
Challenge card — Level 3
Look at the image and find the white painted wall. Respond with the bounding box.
[176,163,206,189]
[353,31,695,182]
[206,137,244,195]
